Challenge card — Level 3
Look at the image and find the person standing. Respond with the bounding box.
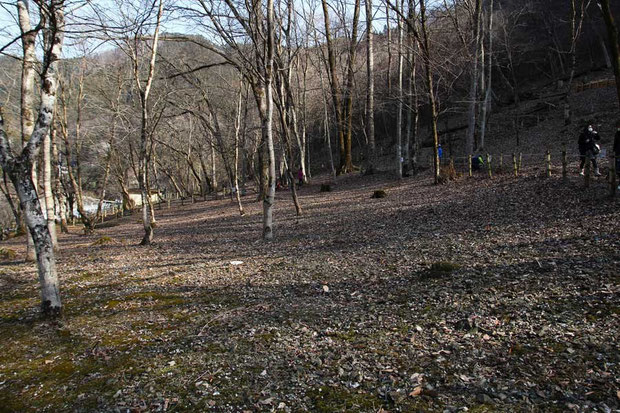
[578,122,602,176]
[297,167,304,187]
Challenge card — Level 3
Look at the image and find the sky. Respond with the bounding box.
[0,0,405,60]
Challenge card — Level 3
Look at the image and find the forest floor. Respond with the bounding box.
[0,165,619,413]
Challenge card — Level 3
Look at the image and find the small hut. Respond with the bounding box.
[126,189,161,209]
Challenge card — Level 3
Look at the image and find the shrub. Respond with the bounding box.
[438,163,460,184]
[0,248,16,260]
[371,190,387,199]
[91,236,113,246]
[426,261,461,278]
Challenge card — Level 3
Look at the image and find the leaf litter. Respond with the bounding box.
[0,169,618,412]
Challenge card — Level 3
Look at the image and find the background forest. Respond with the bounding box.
[1,0,619,236]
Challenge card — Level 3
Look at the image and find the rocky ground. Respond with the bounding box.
[0,166,618,412]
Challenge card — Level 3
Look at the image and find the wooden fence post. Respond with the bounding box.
[468,154,472,177]
[562,147,568,182]
[512,153,518,177]
[546,150,552,177]
[584,154,591,188]
[486,153,492,178]
[610,155,617,197]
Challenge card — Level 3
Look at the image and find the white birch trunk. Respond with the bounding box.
[43,129,57,248]
[136,0,163,245]
[263,0,276,240]
[211,140,217,191]
[0,0,65,315]
[233,85,245,215]
[396,1,404,178]
[365,0,376,174]
[18,1,38,261]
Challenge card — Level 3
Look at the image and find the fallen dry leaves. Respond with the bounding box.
[0,168,618,412]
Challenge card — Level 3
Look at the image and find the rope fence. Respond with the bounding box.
[73,150,620,230]
[430,150,619,197]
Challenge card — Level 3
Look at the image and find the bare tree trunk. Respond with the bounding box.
[297,55,310,181]
[342,0,362,173]
[59,84,94,234]
[210,139,218,191]
[13,163,61,314]
[18,0,38,261]
[396,0,404,178]
[233,85,245,216]
[135,0,163,246]
[321,0,346,173]
[479,0,493,151]
[0,172,23,232]
[18,0,36,149]
[406,0,419,174]
[419,0,440,183]
[563,0,591,126]
[187,117,194,202]
[0,0,65,316]
[157,162,183,199]
[145,163,157,223]
[317,59,336,180]
[465,0,483,156]
[386,2,393,93]
[365,0,376,174]
[263,0,276,240]
[275,74,303,216]
[43,128,57,248]
[51,129,68,233]
[26,166,36,261]
[95,152,112,224]
[198,151,212,194]
[598,0,620,111]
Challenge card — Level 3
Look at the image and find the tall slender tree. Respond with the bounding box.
[365,0,376,174]
[0,0,65,316]
[598,0,620,111]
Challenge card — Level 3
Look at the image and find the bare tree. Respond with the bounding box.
[598,0,620,111]
[364,0,376,174]
[396,0,404,178]
[189,0,278,239]
[390,0,440,183]
[478,0,493,150]
[465,0,483,156]
[0,0,65,316]
[405,0,419,174]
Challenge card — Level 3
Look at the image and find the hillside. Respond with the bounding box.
[0,167,618,412]
[362,67,620,176]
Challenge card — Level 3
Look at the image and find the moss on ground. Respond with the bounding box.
[307,385,382,412]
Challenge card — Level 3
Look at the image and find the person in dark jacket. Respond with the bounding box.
[578,123,601,176]
[297,167,304,187]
